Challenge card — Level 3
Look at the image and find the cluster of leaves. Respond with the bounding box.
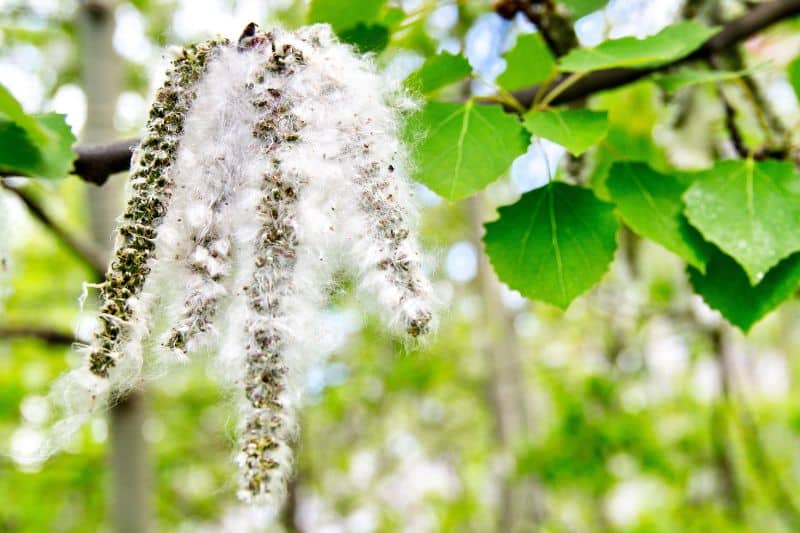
[5,1,800,332]
[398,16,800,334]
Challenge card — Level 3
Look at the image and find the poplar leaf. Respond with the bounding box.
[307,0,385,31]
[558,22,718,73]
[689,249,800,332]
[0,113,75,179]
[683,159,800,285]
[497,33,555,91]
[523,108,608,156]
[606,162,710,270]
[406,101,529,200]
[405,52,471,95]
[484,182,619,309]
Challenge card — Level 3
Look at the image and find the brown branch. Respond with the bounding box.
[2,180,106,277]
[494,0,579,57]
[73,138,138,185]
[0,325,80,345]
[720,90,749,158]
[709,51,749,158]
[0,139,137,185]
[511,0,800,107]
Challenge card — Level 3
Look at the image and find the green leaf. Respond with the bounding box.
[523,108,608,156]
[484,182,619,309]
[339,23,389,52]
[587,81,667,199]
[307,0,385,32]
[683,159,800,285]
[650,65,762,93]
[32,113,77,179]
[379,6,405,29]
[406,101,529,200]
[497,33,556,92]
[788,55,800,102]
[405,52,471,95]
[0,83,75,178]
[689,248,800,332]
[391,16,437,56]
[561,0,608,18]
[0,83,50,146]
[606,162,709,270]
[0,120,42,175]
[0,113,75,179]
[558,22,719,73]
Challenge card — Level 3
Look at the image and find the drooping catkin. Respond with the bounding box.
[236,30,309,502]
[283,25,435,338]
[45,40,227,450]
[90,39,227,380]
[46,23,436,511]
[158,41,268,361]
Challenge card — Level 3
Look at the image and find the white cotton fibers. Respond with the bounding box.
[45,22,436,512]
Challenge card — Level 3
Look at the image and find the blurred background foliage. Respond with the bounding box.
[3,0,800,532]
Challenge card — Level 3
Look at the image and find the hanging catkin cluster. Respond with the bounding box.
[47,23,435,507]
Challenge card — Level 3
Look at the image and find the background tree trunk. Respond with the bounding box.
[469,196,543,532]
[79,2,151,532]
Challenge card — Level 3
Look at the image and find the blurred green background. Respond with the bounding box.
[3,0,800,531]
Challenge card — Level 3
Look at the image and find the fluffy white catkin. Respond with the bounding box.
[46,23,436,510]
[46,39,227,452]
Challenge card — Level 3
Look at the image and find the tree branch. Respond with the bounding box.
[511,0,800,107]
[73,138,138,185]
[0,325,81,345]
[719,88,749,158]
[2,180,107,277]
[494,0,579,57]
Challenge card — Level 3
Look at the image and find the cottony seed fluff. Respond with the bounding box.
[47,23,436,511]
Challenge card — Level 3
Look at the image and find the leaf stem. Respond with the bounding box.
[538,72,585,108]
[532,70,561,108]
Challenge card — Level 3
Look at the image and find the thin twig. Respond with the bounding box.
[538,71,585,107]
[2,180,106,277]
[718,86,749,158]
